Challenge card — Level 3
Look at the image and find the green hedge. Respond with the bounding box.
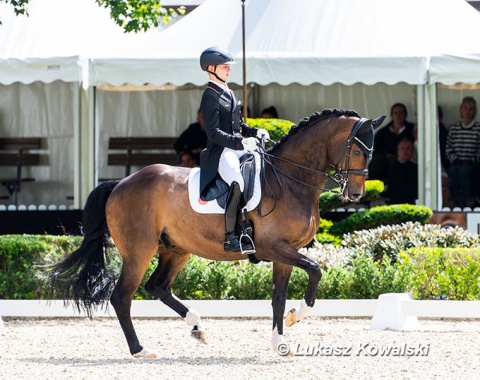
[319,179,385,214]
[245,117,295,142]
[396,247,480,300]
[1,223,479,300]
[0,234,83,299]
[329,204,433,236]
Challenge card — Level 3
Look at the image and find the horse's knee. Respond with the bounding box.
[308,262,322,282]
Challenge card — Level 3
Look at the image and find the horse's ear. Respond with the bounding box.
[372,115,386,130]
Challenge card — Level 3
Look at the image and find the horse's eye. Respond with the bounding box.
[353,150,361,156]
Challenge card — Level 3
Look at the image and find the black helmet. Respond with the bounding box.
[200,46,235,71]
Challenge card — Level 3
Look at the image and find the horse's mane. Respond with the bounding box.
[268,108,360,154]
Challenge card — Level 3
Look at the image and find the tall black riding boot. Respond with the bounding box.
[224,182,253,253]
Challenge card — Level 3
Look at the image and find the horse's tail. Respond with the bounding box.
[45,180,119,317]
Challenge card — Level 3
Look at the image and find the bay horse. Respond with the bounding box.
[46,109,384,358]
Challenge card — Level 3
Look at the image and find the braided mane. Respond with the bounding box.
[268,108,360,154]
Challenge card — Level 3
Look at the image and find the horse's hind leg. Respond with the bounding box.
[144,249,208,344]
[271,262,294,354]
[110,252,158,358]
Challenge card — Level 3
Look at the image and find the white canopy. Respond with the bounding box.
[89,0,480,87]
[1,0,480,209]
[2,0,480,87]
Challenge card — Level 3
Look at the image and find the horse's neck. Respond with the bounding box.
[267,136,330,202]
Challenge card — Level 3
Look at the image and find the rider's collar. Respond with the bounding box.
[209,80,230,93]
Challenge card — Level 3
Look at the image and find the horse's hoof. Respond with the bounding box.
[132,347,159,359]
[191,327,208,344]
[285,308,297,328]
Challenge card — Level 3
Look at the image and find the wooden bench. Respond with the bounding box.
[0,137,42,205]
[104,137,179,178]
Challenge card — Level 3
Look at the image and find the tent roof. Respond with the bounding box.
[1,0,480,86]
[90,0,480,87]
[0,0,164,84]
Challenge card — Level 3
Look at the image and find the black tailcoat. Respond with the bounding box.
[199,82,256,198]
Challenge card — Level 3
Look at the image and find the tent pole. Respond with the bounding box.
[241,0,247,120]
[74,84,96,209]
[417,85,426,207]
[427,83,440,210]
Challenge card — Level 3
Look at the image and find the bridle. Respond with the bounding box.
[257,118,373,217]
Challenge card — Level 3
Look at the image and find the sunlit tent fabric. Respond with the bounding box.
[1,0,480,208]
[88,0,480,87]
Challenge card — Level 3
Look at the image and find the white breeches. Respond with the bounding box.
[218,148,245,191]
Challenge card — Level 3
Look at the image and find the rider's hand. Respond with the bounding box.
[256,128,270,140]
[242,137,258,152]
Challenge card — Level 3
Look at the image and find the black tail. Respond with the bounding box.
[45,180,119,317]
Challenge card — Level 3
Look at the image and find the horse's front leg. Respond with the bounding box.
[284,258,321,328]
[269,242,322,334]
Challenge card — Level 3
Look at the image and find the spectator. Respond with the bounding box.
[386,137,418,205]
[179,150,196,168]
[437,106,450,171]
[445,96,480,205]
[261,106,279,119]
[173,109,207,166]
[368,102,415,182]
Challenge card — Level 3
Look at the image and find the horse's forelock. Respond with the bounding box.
[268,108,360,153]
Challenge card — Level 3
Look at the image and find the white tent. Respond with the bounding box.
[89,0,480,87]
[1,0,480,208]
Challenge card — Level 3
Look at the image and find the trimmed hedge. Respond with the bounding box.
[329,204,433,236]
[245,117,295,142]
[0,234,83,299]
[319,179,384,214]
[396,247,480,300]
[1,225,479,300]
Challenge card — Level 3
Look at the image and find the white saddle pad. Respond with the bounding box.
[188,152,262,214]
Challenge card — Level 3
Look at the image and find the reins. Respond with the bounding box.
[256,118,372,218]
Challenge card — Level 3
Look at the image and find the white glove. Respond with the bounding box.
[242,137,258,152]
[257,128,270,140]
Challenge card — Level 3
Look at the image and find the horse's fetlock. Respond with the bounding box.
[185,309,204,330]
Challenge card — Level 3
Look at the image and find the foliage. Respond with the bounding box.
[317,255,404,299]
[299,239,352,269]
[319,180,384,214]
[171,259,273,300]
[246,118,295,142]
[3,0,29,16]
[0,234,82,299]
[343,221,480,262]
[2,222,479,301]
[395,247,480,300]
[329,204,433,236]
[2,0,185,32]
[96,0,185,33]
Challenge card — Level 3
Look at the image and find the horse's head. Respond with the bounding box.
[331,115,385,202]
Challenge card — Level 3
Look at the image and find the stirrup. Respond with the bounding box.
[239,232,256,255]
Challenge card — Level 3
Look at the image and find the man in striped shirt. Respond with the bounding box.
[445,96,480,205]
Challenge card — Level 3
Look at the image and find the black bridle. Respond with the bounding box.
[257,118,373,217]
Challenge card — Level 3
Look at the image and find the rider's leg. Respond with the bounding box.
[218,148,245,191]
[218,149,253,253]
[224,181,242,252]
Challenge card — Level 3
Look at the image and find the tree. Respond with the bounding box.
[2,0,185,33]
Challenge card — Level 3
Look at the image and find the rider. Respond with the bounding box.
[199,46,269,253]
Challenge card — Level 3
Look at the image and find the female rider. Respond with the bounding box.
[198,46,269,253]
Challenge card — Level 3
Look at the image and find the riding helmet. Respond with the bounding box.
[200,46,236,71]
